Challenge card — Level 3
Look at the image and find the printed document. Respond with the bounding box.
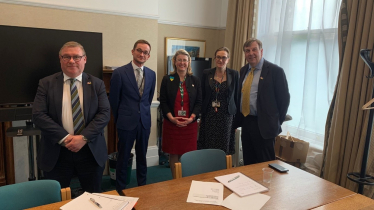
[215,172,268,197]
[60,192,138,210]
[187,180,224,205]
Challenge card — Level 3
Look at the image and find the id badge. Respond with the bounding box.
[212,101,221,107]
[178,110,187,116]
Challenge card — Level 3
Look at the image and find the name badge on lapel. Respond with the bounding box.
[212,101,220,107]
[178,110,187,116]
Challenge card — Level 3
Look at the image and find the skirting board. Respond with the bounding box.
[130,145,159,170]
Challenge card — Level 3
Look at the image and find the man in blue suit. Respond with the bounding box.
[109,39,156,194]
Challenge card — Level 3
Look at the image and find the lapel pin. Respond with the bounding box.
[192,84,195,87]
[260,77,263,80]
[87,81,92,84]
[210,78,213,80]
[170,76,174,81]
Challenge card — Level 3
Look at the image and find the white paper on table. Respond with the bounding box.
[60,192,138,210]
[215,172,268,197]
[186,180,224,205]
[222,193,270,210]
[92,193,139,210]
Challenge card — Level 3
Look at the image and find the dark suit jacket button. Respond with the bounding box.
[138,111,140,113]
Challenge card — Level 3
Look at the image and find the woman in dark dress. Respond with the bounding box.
[160,49,202,178]
[198,47,239,155]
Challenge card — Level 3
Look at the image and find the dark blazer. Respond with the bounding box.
[32,72,110,172]
[109,62,156,131]
[160,74,202,121]
[235,60,290,139]
[201,68,239,115]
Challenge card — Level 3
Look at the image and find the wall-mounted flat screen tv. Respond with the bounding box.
[0,25,103,106]
[0,25,102,122]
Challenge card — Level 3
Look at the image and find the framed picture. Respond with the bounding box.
[164,37,206,74]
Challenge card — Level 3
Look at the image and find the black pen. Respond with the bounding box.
[90,198,102,208]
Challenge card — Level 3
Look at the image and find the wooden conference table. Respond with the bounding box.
[28,160,359,210]
[312,194,374,210]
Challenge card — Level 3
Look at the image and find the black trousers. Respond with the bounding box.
[43,145,104,193]
[241,115,275,165]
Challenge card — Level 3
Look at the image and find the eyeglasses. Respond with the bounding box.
[215,56,228,61]
[61,55,85,62]
[176,59,189,63]
[136,48,150,55]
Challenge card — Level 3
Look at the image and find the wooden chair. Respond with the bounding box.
[60,187,71,201]
[0,180,68,210]
[174,149,232,179]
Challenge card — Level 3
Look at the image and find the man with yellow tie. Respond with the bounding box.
[234,38,290,165]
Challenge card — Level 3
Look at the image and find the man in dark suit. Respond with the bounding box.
[109,40,156,194]
[32,41,110,192]
[235,38,290,165]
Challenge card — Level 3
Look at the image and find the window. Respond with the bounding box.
[257,0,341,148]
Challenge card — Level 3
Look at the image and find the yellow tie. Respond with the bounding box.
[241,67,255,117]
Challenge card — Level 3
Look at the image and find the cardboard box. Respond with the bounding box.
[276,157,304,168]
[275,135,309,163]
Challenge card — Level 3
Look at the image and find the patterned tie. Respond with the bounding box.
[241,67,255,117]
[136,68,144,96]
[69,79,85,135]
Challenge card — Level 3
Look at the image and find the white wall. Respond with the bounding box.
[0,0,228,29]
[2,0,159,18]
[158,0,228,29]
[220,0,229,28]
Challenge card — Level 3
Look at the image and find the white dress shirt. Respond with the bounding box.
[58,72,84,144]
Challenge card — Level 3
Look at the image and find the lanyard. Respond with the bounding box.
[179,76,186,109]
[215,71,225,101]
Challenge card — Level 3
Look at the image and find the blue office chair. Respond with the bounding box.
[174,149,232,179]
[0,179,68,210]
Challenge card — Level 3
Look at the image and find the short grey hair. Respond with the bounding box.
[59,41,86,55]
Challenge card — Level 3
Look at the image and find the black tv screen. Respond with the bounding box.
[167,56,212,80]
[0,25,103,105]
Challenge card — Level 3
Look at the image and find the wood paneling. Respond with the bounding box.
[103,70,118,155]
[107,111,118,155]
[4,122,15,185]
[0,122,6,186]
[0,122,15,186]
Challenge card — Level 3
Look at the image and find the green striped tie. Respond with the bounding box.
[69,79,85,135]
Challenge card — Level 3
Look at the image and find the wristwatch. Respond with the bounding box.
[82,135,89,142]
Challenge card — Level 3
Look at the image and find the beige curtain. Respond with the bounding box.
[224,0,257,71]
[321,0,374,194]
